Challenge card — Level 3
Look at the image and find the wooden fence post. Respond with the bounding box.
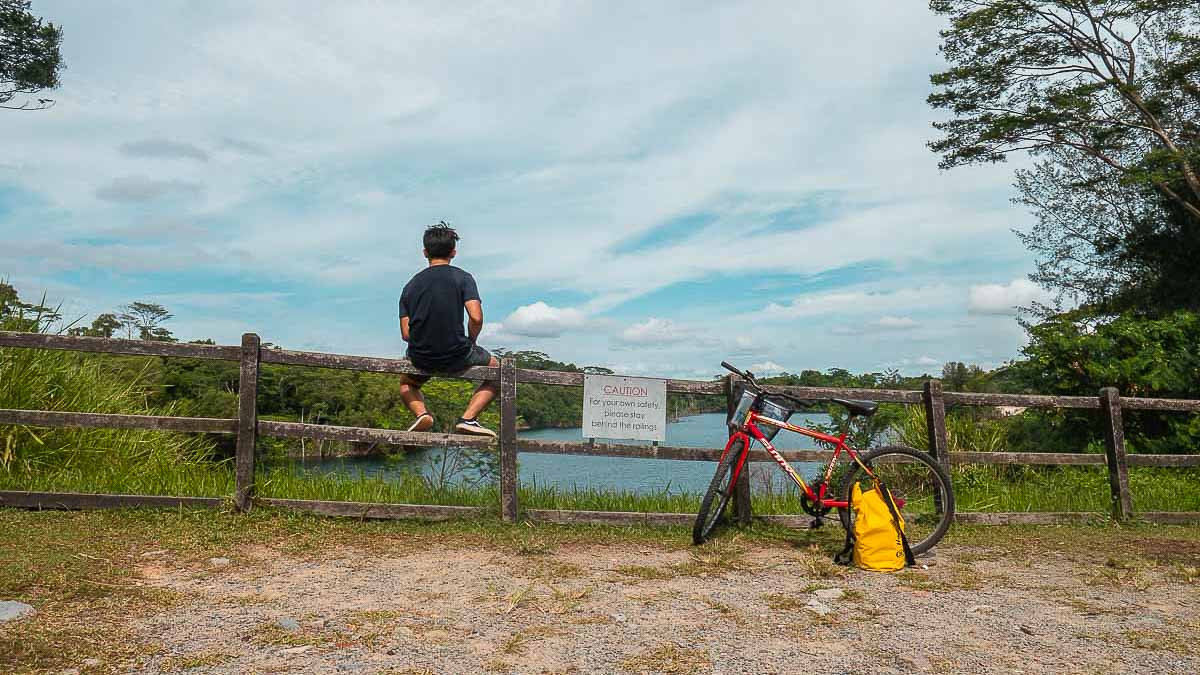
[725,375,751,525]
[499,358,519,523]
[234,333,261,512]
[923,379,950,515]
[1099,387,1133,521]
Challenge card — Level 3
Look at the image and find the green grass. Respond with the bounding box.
[5,458,1198,515]
[951,465,1200,513]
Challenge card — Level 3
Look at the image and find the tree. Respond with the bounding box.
[1014,143,1200,314]
[1,0,63,111]
[0,281,60,330]
[928,1,1200,222]
[1011,309,1200,453]
[118,302,175,342]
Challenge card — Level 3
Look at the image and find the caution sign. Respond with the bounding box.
[582,374,667,442]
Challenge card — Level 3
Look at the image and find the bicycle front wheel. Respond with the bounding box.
[692,436,745,545]
[837,445,954,555]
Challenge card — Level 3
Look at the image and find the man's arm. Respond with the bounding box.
[400,316,411,342]
[465,299,483,343]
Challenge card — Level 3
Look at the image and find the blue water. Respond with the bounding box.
[286,412,832,495]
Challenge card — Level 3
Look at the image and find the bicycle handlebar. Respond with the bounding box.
[721,361,813,408]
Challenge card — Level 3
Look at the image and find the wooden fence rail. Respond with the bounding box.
[2,330,1198,527]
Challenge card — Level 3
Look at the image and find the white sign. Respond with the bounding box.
[582,374,667,442]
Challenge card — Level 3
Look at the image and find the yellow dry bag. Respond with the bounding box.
[835,481,914,572]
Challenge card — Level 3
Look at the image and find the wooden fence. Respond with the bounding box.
[1,330,1199,527]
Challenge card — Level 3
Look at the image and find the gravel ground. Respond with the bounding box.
[125,534,1200,674]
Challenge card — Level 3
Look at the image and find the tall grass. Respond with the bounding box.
[0,317,231,496]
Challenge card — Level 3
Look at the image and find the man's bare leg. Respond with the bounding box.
[399,375,435,431]
[462,356,500,420]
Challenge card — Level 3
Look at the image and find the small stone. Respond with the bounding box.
[59,669,80,675]
[0,600,35,623]
[396,626,414,637]
[805,599,833,616]
[209,557,231,568]
[813,588,845,601]
[82,659,101,667]
[611,613,626,623]
[1020,624,1038,636]
[968,605,994,614]
[424,629,451,641]
[278,646,312,655]
[140,550,169,558]
[276,617,301,632]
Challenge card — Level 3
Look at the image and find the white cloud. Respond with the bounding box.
[765,286,955,320]
[831,314,920,335]
[501,301,586,338]
[914,355,939,366]
[749,361,786,374]
[967,279,1052,316]
[876,316,918,329]
[617,317,690,345]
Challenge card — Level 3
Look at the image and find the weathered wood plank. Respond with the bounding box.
[1099,387,1133,521]
[1127,454,1200,468]
[513,368,725,395]
[259,498,484,521]
[0,330,240,360]
[950,451,1107,466]
[517,438,835,463]
[753,382,923,404]
[260,347,497,380]
[1120,397,1200,412]
[234,334,260,512]
[0,490,225,510]
[924,381,951,483]
[258,420,494,448]
[0,409,238,434]
[953,511,1105,525]
[942,391,1100,409]
[1137,511,1200,525]
[499,359,519,523]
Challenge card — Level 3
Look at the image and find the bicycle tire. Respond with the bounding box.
[836,445,954,555]
[692,436,744,545]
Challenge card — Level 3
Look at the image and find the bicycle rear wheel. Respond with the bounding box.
[692,437,745,545]
[837,445,954,555]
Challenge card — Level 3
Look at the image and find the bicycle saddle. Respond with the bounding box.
[830,398,878,416]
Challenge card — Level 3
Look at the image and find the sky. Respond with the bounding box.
[0,1,1054,379]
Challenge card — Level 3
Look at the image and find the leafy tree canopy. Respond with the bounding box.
[929,1,1200,223]
[1,0,63,111]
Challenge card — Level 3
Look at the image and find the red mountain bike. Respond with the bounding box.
[693,362,954,553]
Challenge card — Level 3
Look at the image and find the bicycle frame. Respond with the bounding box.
[720,408,873,510]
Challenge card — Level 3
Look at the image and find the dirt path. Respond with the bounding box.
[129,534,1200,674]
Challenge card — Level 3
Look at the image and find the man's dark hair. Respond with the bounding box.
[423,221,459,259]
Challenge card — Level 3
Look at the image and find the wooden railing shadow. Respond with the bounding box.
[1,330,1198,526]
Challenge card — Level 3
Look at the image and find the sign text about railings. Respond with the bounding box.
[582,374,667,442]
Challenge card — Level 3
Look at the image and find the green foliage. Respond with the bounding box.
[964,4,1200,317]
[1012,310,1200,453]
[0,0,63,111]
[0,290,227,494]
[892,405,1009,454]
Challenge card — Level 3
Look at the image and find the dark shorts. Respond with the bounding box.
[407,344,494,385]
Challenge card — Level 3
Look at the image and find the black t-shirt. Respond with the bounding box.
[399,265,480,370]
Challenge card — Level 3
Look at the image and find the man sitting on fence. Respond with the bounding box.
[398,222,499,438]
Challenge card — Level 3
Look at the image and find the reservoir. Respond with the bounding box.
[282,412,834,495]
